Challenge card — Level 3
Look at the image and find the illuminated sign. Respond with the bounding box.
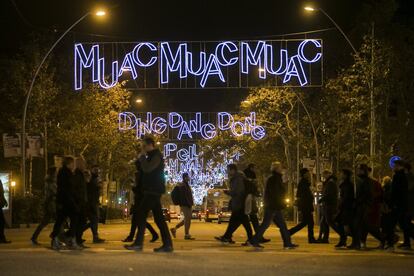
[118,111,266,141]
[389,156,401,169]
[74,39,322,90]
[164,143,242,204]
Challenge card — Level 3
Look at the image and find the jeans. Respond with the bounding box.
[249,213,260,234]
[386,209,410,246]
[288,210,315,241]
[128,212,158,239]
[223,209,253,240]
[134,194,172,247]
[51,204,78,239]
[252,208,292,247]
[31,205,54,241]
[319,205,344,241]
[174,206,192,236]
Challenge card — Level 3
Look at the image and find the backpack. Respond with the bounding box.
[171,185,182,205]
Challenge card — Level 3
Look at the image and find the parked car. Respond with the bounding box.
[217,207,231,224]
[192,210,202,220]
[205,208,219,222]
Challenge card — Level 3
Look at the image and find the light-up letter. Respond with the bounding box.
[231,121,245,137]
[215,41,238,66]
[178,122,193,140]
[118,112,137,131]
[152,117,167,134]
[200,123,216,139]
[160,42,187,84]
[265,45,288,75]
[132,43,157,67]
[200,54,225,88]
[169,112,184,128]
[217,112,234,130]
[252,126,266,140]
[98,58,119,89]
[74,44,99,90]
[177,148,189,162]
[118,53,138,79]
[164,143,177,158]
[189,112,202,132]
[241,41,266,79]
[187,52,206,76]
[283,55,307,86]
[298,39,322,63]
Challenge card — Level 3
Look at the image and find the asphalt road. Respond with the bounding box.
[0,220,413,276]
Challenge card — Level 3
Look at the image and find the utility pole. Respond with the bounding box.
[370,22,376,176]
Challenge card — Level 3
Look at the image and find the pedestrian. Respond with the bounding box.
[0,178,10,244]
[360,168,384,249]
[31,167,57,245]
[215,164,253,244]
[380,176,398,247]
[125,137,173,252]
[72,157,89,247]
[123,159,159,243]
[170,173,195,240]
[317,170,342,244]
[386,160,410,250]
[249,161,298,249]
[289,168,316,243]
[50,156,81,250]
[243,164,270,243]
[83,165,105,243]
[402,162,414,248]
[334,169,354,248]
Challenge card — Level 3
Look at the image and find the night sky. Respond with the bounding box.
[0,0,411,112]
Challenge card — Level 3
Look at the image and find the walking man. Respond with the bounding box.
[125,137,173,252]
[215,164,253,244]
[170,173,195,240]
[289,168,316,243]
[250,162,298,249]
[0,178,10,244]
[31,167,57,245]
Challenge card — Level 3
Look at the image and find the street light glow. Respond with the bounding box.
[11,181,16,187]
[304,6,316,11]
[135,98,143,104]
[95,10,106,17]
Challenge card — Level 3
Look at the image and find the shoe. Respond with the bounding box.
[284,244,298,250]
[360,242,368,250]
[122,236,134,242]
[214,236,235,244]
[259,237,271,243]
[154,245,174,253]
[241,241,250,246]
[68,238,83,250]
[170,228,177,238]
[184,235,195,240]
[150,234,159,243]
[335,241,347,248]
[346,244,361,250]
[316,239,329,244]
[51,237,62,250]
[397,244,412,250]
[384,245,395,252]
[93,237,105,244]
[124,244,143,251]
[31,238,40,246]
[0,239,11,244]
[308,238,317,244]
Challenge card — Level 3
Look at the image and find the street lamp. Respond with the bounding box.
[304,6,357,54]
[135,98,143,104]
[21,9,107,195]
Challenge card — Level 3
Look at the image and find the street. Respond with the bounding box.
[0,221,413,276]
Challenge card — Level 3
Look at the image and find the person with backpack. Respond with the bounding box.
[170,173,195,240]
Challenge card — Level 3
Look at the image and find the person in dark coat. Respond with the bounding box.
[317,170,342,244]
[31,167,57,245]
[125,137,173,253]
[401,162,414,249]
[289,168,316,243]
[385,160,410,250]
[82,165,105,243]
[250,162,298,249]
[50,156,81,250]
[215,164,253,244]
[72,157,89,247]
[334,169,354,248]
[123,160,159,243]
[0,178,10,244]
[170,173,195,240]
[244,164,270,243]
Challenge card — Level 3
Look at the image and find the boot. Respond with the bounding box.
[51,237,63,250]
[68,238,83,250]
[93,236,105,243]
[154,245,174,253]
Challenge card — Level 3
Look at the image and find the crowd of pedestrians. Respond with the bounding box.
[1,136,413,253]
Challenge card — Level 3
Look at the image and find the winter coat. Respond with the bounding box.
[320,176,338,207]
[0,180,7,208]
[43,175,57,213]
[227,171,247,212]
[406,172,414,215]
[264,171,286,211]
[243,168,257,180]
[178,181,194,208]
[72,168,88,208]
[391,169,408,211]
[139,149,166,195]
[87,173,101,206]
[355,175,373,209]
[56,166,76,209]
[296,178,314,212]
[337,178,354,224]
[366,178,383,227]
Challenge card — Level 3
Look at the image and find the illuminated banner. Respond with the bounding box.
[75,39,322,90]
[118,111,266,141]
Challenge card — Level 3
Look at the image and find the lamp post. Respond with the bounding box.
[21,9,107,195]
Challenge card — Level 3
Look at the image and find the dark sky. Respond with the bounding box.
[0,0,411,112]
